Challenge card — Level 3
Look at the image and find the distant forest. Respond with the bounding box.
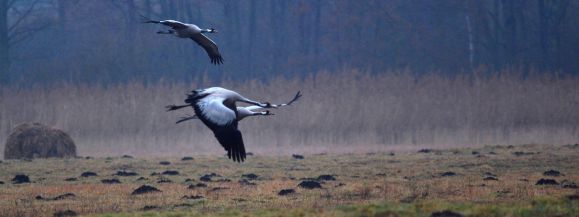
[0,0,578,85]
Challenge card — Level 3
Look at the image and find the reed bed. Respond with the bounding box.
[0,70,577,157]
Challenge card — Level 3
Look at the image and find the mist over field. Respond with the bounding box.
[0,0,578,157]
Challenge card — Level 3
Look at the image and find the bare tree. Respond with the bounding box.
[0,0,8,83]
[0,0,50,83]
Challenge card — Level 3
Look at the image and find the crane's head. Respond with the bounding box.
[260,102,273,108]
[202,28,218,33]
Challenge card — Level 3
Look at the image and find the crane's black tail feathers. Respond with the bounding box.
[185,90,209,104]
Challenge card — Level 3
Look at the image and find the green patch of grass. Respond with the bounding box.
[90,197,578,217]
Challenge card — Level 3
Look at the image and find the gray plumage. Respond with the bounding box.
[144,18,224,65]
[166,87,273,162]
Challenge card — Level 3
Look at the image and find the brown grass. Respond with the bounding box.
[0,144,577,217]
[0,70,577,157]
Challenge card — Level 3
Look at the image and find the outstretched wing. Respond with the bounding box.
[214,126,246,162]
[190,34,224,65]
[192,96,246,162]
[144,18,189,30]
[159,20,189,29]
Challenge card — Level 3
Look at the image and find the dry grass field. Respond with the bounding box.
[1,70,577,157]
[0,143,578,217]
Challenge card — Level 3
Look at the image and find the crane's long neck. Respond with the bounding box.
[239,97,266,107]
[240,97,272,108]
[238,110,270,121]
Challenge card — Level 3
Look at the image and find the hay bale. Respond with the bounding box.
[4,123,76,159]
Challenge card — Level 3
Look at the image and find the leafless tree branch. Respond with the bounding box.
[8,0,41,33]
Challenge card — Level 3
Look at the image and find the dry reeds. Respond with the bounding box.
[0,70,577,157]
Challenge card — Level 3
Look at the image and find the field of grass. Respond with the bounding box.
[1,71,577,157]
[0,144,578,217]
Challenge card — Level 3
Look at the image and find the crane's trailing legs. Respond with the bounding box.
[166,104,189,111]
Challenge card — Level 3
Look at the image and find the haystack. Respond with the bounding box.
[4,123,76,159]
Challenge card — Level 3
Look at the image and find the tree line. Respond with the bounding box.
[0,0,577,85]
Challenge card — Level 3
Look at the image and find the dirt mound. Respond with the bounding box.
[188,183,207,189]
[535,178,559,185]
[12,174,30,184]
[298,180,322,189]
[483,176,498,181]
[157,178,172,183]
[241,173,259,180]
[292,154,304,159]
[182,195,204,200]
[115,170,138,176]
[36,193,76,201]
[4,123,76,159]
[181,156,194,161]
[561,180,577,189]
[53,210,77,217]
[567,194,579,201]
[161,170,179,175]
[278,189,296,196]
[80,171,97,177]
[441,171,457,177]
[430,210,464,217]
[200,173,220,182]
[543,170,562,176]
[317,175,336,181]
[159,161,171,165]
[512,151,534,156]
[101,178,121,184]
[239,179,257,186]
[131,185,161,195]
[209,187,229,192]
[141,205,159,211]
